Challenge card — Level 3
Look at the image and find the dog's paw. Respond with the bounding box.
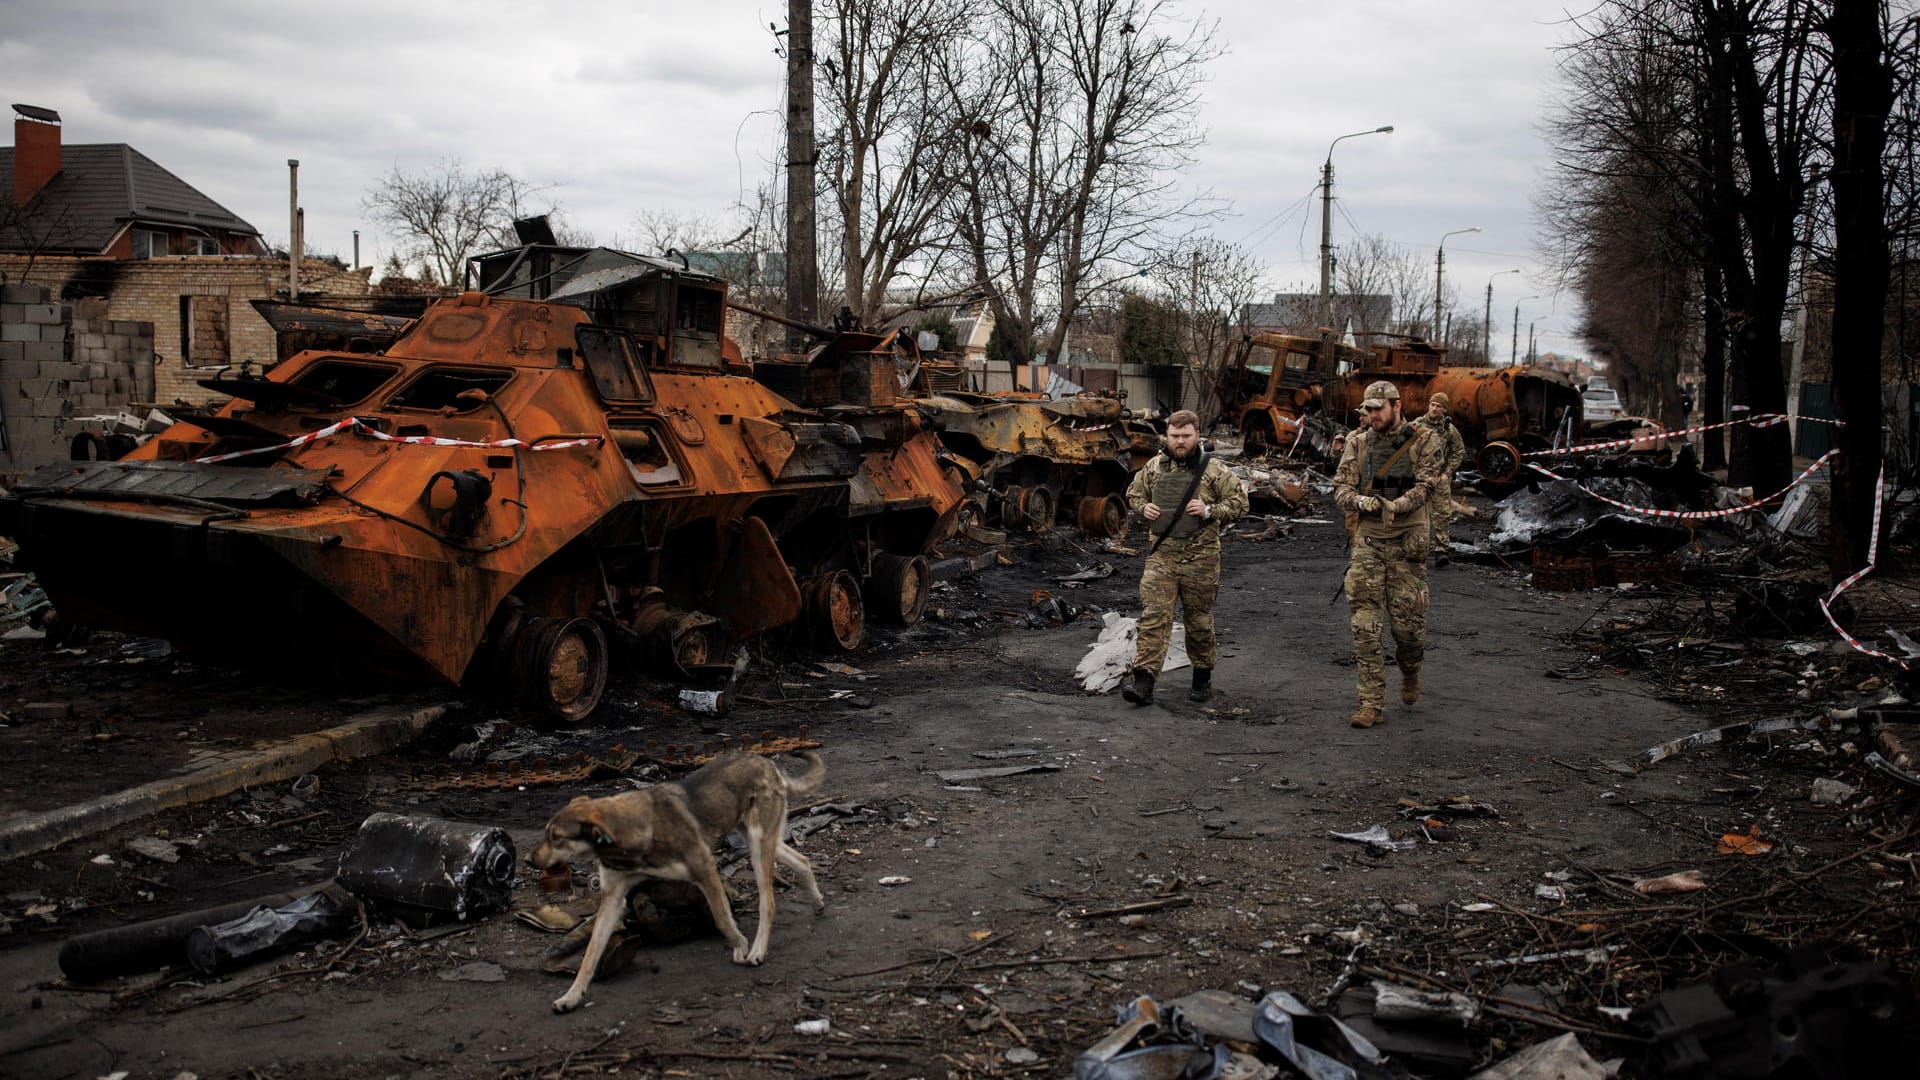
[552,994,584,1014]
[731,943,766,966]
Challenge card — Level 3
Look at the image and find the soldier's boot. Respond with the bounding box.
[1121,668,1156,706]
[1400,665,1422,705]
[1350,704,1385,729]
[1188,668,1213,703]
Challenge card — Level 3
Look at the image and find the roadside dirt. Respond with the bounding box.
[2,506,1916,1079]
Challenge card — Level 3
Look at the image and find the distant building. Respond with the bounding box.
[0,104,371,403]
[1241,292,1392,341]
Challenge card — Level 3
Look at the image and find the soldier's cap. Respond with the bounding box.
[1359,380,1401,409]
[1428,392,1450,408]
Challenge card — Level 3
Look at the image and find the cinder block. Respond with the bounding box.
[0,342,23,363]
[0,284,48,304]
[82,362,106,380]
[17,378,54,401]
[0,322,36,342]
[0,303,23,324]
[23,342,62,365]
[110,320,146,336]
[43,362,84,381]
[24,304,62,325]
[77,392,107,410]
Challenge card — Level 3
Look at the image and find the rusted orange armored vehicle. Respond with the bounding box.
[0,246,963,721]
[1214,333,1584,479]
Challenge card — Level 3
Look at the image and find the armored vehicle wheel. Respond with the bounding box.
[1477,441,1522,484]
[1015,485,1058,533]
[518,616,608,724]
[1076,493,1126,538]
[865,553,930,626]
[1000,484,1028,529]
[809,570,866,652]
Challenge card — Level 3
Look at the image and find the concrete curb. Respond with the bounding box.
[0,703,448,864]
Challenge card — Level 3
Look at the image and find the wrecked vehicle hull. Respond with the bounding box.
[913,391,1157,537]
[0,251,963,720]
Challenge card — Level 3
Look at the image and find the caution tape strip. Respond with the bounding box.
[1523,412,1843,458]
[192,417,604,464]
[1523,449,1838,522]
[1819,464,1908,669]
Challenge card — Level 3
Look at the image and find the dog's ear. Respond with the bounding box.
[579,809,612,847]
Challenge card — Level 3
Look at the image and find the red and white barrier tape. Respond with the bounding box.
[193,417,603,464]
[1523,412,1843,458]
[1524,448,1838,522]
[1819,464,1908,669]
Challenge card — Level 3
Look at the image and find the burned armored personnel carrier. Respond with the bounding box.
[741,315,1157,539]
[0,246,963,721]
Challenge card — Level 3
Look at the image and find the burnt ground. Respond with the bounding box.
[2,503,1919,1080]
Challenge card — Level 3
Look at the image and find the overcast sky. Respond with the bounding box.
[3,0,1586,357]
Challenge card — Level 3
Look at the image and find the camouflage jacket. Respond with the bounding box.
[1125,452,1248,555]
[1415,414,1468,475]
[1332,420,1446,540]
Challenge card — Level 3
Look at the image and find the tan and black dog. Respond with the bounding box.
[528,749,826,1014]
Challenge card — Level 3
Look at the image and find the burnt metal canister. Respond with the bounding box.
[185,885,357,975]
[336,812,517,920]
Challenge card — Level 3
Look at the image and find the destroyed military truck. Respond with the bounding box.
[0,245,964,721]
[1214,333,1585,481]
[743,312,1158,539]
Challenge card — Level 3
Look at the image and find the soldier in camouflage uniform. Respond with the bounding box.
[1120,410,1248,706]
[1415,392,1468,564]
[1332,382,1445,728]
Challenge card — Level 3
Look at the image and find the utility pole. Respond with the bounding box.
[287,159,300,303]
[1319,126,1393,345]
[1433,226,1479,342]
[784,0,819,348]
[1485,269,1518,363]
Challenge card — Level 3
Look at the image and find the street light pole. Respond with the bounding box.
[1432,226,1480,343]
[1512,294,1540,366]
[1318,125,1394,336]
[1484,269,1519,363]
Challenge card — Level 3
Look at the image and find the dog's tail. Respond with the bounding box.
[782,749,826,795]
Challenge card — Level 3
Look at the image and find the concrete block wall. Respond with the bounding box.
[0,256,373,406]
[0,282,156,474]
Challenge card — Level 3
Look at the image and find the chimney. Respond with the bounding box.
[12,104,61,206]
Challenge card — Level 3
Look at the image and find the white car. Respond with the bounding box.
[1582,384,1624,425]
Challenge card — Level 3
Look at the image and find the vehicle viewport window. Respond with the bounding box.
[385,368,514,412]
[289,360,401,405]
[576,327,655,403]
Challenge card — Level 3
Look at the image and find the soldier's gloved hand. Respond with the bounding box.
[1355,496,1382,514]
[1383,495,1416,514]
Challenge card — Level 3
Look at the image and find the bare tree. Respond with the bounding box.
[946,0,1219,375]
[363,159,565,288]
[818,0,976,324]
[1335,233,1434,339]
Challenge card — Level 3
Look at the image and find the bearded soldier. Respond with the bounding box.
[1119,410,1248,706]
[1332,382,1445,728]
[1415,392,1468,564]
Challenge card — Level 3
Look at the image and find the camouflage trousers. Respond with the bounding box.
[1429,480,1454,552]
[1132,543,1220,674]
[1346,532,1429,708]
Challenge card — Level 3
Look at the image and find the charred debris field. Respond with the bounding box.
[2,501,1920,1079]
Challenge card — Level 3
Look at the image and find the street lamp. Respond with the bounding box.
[1484,269,1520,363]
[1512,294,1540,366]
[1432,226,1480,344]
[1318,125,1394,335]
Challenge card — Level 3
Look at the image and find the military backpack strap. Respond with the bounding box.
[1146,451,1209,558]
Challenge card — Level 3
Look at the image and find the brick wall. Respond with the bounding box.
[0,255,373,405]
[0,282,156,473]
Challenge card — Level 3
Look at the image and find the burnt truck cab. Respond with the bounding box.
[0,246,962,721]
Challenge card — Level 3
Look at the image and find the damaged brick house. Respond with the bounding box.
[0,103,371,409]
